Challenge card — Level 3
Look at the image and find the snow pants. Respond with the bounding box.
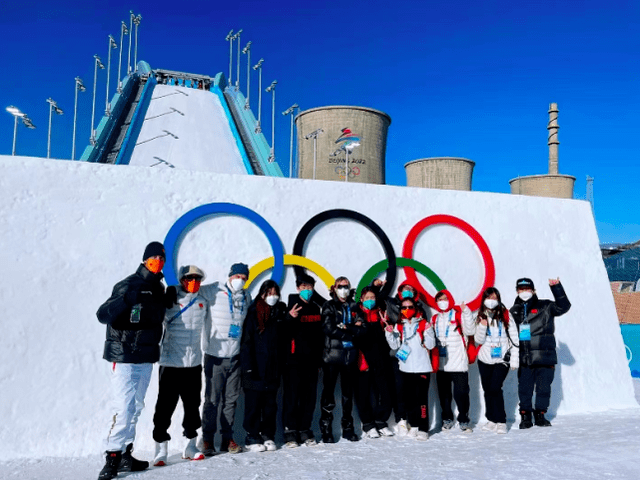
[152,365,202,442]
[243,388,278,444]
[478,361,509,424]
[355,365,392,432]
[282,361,319,442]
[202,354,241,443]
[436,371,470,424]
[320,363,357,433]
[389,358,406,422]
[401,372,430,433]
[105,362,153,453]
[518,365,555,412]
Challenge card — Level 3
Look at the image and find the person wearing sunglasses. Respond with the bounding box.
[384,297,436,440]
[319,277,365,443]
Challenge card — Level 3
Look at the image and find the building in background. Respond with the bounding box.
[404,156,475,191]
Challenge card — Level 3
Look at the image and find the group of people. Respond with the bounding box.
[96,241,571,480]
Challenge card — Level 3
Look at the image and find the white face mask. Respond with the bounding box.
[484,299,499,309]
[336,286,350,299]
[437,300,449,311]
[519,291,533,302]
[230,278,246,291]
[265,295,279,306]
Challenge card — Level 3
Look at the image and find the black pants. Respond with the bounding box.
[282,362,319,441]
[152,365,202,442]
[355,364,392,431]
[401,372,430,432]
[518,365,555,412]
[478,361,509,424]
[243,388,278,444]
[320,363,356,432]
[436,371,470,423]
[389,358,406,421]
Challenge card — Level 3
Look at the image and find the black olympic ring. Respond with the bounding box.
[292,209,397,298]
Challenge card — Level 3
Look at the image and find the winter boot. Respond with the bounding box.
[153,441,168,467]
[98,451,121,480]
[534,410,552,427]
[201,440,215,457]
[183,437,205,460]
[519,410,533,429]
[119,443,149,472]
[320,417,334,443]
[342,428,359,442]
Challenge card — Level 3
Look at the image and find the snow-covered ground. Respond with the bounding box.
[1,378,639,480]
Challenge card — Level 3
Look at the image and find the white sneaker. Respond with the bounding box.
[496,423,508,434]
[395,419,409,436]
[379,427,395,437]
[284,440,299,448]
[304,438,317,447]
[416,431,429,441]
[246,443,267,452]
[482,421,497,432]
[364,427,380,439]
[264,440,277,451]
[407,427,419,438]
[153,441,168,467]
[183,438,204,460]
[459,422,473,433]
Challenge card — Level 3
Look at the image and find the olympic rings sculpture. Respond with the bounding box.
[163,203,495,311]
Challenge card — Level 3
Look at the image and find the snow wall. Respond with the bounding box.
[0,156,636,460]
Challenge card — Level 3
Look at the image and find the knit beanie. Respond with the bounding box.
[143,241,166,261]
[228,263,249,277]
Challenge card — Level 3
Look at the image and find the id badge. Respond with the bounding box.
[395,343,412,362]
[342,340,354,349]
[519,324,531,341]
[491,345,502,359]
[228,323,241,339]
[438,345,447,357]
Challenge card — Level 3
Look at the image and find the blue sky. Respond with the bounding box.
[2,0,639,243]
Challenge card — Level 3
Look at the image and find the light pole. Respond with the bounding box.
[234,29,243,91]
[46,98,64,159]
[305,128,324,180]
[253,58,263,132]
[6,106,36,156]
[91,54,105,145]
[265,80,277,162]
[72,77,86,160]
[282,103,299,178]
[117,21,128,93]
[105,35,118,116]
[127,10,134,74]
[225,30,234,87]
[133,14,141,69]
[242,41,252,109]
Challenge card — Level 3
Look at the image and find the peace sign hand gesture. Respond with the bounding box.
[289,304,303,318]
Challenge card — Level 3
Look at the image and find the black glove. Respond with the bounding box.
[165,286,178,308]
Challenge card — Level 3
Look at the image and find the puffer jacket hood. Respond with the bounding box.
[434,289,458,313]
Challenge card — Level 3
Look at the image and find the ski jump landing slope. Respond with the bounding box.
[126,84,249,173]
[0,156,636,460]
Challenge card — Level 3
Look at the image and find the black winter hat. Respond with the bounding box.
[143,241,166,261]
[515,278,535,290]
[228,263,249,277]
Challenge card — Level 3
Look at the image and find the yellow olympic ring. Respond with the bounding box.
[246,254,336,290]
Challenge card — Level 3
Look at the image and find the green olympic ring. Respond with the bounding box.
[354,257,447,302]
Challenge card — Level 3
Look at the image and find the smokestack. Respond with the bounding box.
[547,102,559,175]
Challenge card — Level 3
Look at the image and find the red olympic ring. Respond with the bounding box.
[402,214,495,311]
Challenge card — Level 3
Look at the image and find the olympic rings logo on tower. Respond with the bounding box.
[163,203,495,311]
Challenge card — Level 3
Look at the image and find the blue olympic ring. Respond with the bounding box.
[163,203,285,286]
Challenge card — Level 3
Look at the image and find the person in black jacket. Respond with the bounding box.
[95,241,167,480]
[282,273,327,447]
[319,276,366,443]
[510,277,571,429]
[240,279,287,452]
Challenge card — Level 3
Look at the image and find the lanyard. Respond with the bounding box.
[342,304,352,324]
[435,310,454,339]
[168,296,198,323]
[402,321,419,342]
[486,320,503,339]
[226,285,245,317]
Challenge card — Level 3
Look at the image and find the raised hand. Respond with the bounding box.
[549,278,560,286]
[289,304,303,318]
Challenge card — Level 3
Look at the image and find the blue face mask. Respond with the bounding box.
[362,299,376,310]
[299,289,313,302]
[401,289,414,299]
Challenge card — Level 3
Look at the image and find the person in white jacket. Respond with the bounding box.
[199,263,252,455]
[384,297,436,440]
[152,265,210,466]
[432,289,475,433]
[471,287,519,435]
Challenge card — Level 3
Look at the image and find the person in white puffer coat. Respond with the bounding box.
[471,287,519,435]
[431,289,476,433]
[152,265,210,466]
[385,297,436,440]
[199,263,252,455]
